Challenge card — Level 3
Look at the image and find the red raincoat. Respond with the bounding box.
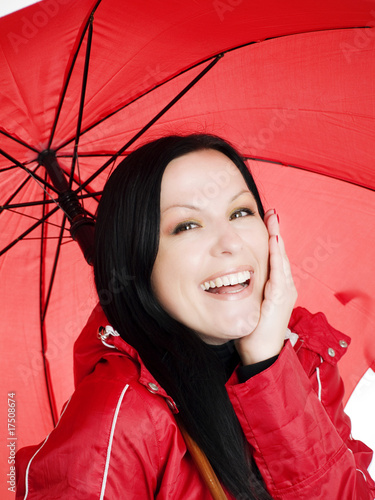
[16,306,375,499]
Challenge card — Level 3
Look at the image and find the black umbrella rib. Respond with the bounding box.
[0,166,19,173]
[72,182,101,204]
[0,129,39,153]
[3,191,103,210]
[210,25,372,59]
[0,204,59,257]
[25,236,72,241]
[22,168,58,194]
[3,200,58,210]
[0,149,59,193]
[39,187,58,426]
[57,153,128,157]
[47,0,102,150]
[0,164,40,214]
[81,206,97,220]
[54,53,225,153]
[69,14,94,189]
[41,214,67,325]
[244,156,375,193]
[3,207,70,231]
[76,54,223,193]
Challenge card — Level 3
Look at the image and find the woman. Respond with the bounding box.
[16,134,375,499]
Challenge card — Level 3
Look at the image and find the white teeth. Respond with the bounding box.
[201,271,251,291]
[215,277,223,287]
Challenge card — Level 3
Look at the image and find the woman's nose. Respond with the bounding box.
[209,223,243,256]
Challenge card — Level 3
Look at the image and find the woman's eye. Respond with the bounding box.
[172,221,200,234]
[230,208,255,220]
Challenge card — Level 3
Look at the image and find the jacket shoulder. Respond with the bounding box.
[16,354,179,499]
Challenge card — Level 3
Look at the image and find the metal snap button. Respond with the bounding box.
[147,382,159,393]
[328,348,335,357]
[339,340,348,348]
[167,399,177,411]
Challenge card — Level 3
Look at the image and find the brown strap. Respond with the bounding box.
[176,416,228,500]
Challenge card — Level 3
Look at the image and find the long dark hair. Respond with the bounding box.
[94,134,271,499]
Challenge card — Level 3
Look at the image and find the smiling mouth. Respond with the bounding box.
[200,270,252,294]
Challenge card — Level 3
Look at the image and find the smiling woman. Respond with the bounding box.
[15,134,375,499]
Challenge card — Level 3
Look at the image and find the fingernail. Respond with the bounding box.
[276,235,279,243]
[277,213,280,224]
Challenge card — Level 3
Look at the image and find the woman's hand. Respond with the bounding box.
[235,209,298,365]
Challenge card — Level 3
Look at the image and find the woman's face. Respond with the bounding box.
[151,149,269,344]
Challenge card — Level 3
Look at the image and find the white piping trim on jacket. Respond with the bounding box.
[99,384,130,500]
[23,397,72,499]
[356,468,367,482]
[315,356,323,402]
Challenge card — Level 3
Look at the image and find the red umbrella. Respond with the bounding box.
[1,0,375,495]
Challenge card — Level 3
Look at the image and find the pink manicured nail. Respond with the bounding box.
[276,235,279,243]
[277,213,280,224]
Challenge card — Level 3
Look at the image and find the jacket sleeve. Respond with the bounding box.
[226,341,375,499]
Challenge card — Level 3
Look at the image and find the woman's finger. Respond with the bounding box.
[267,234,284,288]
[264,209,279,238]
[265,210,296,288]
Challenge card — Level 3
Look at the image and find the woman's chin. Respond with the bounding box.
[198,312,261,345]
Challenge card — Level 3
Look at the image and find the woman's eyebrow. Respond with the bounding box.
[161,203,200,214]
[230,189,251,202]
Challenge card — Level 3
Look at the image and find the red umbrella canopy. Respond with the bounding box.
[1,0,375,494]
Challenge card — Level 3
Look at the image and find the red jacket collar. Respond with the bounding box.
[74,303,178,411]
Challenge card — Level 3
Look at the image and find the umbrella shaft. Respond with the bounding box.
[38,150,69,193]
[38,149,95,264]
